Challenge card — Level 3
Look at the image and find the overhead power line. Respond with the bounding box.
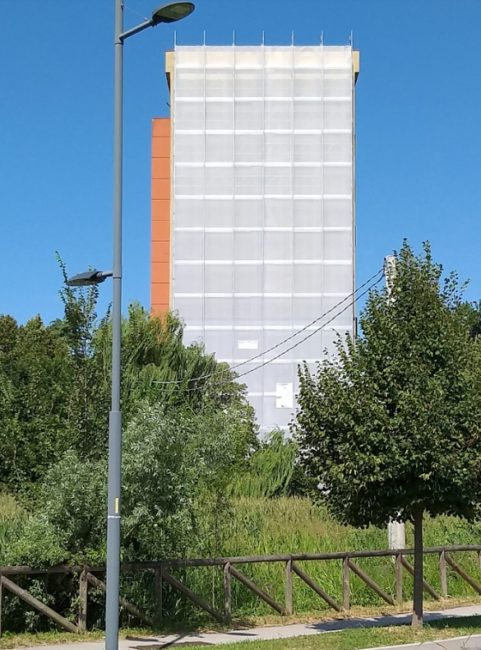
[234,271,384,381]
[153,268,384,388]
[230,267,384,373]
[179,269,384,395]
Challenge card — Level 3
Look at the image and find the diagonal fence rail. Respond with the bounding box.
[1,544,481,633]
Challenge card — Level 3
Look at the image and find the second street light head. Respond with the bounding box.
[152,2,195,24]
[66,270,113,287]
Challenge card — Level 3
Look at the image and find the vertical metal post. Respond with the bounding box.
[384,255,406,553]
[105,1,123,649]
[284,559,293,616]
[388,519,406,553]
[102,4,194,647]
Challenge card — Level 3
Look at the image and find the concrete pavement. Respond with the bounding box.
[9,604,481,649]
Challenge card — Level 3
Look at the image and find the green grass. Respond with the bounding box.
[3,495,481,630]
[0,493,26,569]
[181,616,481,650]
[0,628,151,649]
[178,497,481,620]
[1,617,481,650]
[0,494,24,520]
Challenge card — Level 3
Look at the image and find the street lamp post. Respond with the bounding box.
[68,4,194,649]
[110,4,194,649]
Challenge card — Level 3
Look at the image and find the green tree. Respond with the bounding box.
[294,242,481,628]
[93,302,250,422]
[228,430,314,498]
[0,314,73,489]
[50,255,111,459]
[462,300,481,339]
[14,397,255,566]
[122,400,255,560]
[0,261,255,488]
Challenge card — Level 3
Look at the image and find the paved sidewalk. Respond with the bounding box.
[11,604,481,649]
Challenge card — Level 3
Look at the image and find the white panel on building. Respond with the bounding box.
[171,44,355,434]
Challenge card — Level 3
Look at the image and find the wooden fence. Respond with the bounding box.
[2,544,481,634]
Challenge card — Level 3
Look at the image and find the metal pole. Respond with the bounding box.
[384,255,406,553]
[105,0,123,648]
[103,5,194,647]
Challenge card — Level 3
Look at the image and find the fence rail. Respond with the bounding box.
[2,544,481,634]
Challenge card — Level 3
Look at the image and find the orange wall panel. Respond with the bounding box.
[152,119,170,137]
[152,136,170,159]
[152,241,170,264]
[152,199,170,221]
[151,219,170,242]
[152,179,171,201]
[152,157,171,180]
[152,261,170,283]
[151,117,171,317]
[152,306,169,317]
[154,282,170,305]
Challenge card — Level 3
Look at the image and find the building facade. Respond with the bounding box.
[151,43,358,433]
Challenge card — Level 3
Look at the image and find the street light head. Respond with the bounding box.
[66,270,113,287]
[151,2,195,24]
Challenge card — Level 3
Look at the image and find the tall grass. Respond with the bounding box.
[0,493,26,563]
[178,497,481,619]
[2,495,481,628]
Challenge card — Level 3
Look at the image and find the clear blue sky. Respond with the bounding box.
[1,0,480,325]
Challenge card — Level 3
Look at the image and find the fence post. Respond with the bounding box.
[223,563,231,622]
[0,575,3,638]
[395,552,403,605]
[154,568,163,627]
[284,559,293,616]
[78,569,88,632]
[342,556,350,611]
[440,550,448,598]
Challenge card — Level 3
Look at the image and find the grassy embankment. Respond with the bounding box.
[2,494,481,628]
[180,496,481,620]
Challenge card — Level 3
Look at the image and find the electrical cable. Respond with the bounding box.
[229,267,383,373]
[154,268,384,390]
[234,272,384,380]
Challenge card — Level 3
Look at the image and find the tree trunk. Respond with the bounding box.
[412,507,424,629]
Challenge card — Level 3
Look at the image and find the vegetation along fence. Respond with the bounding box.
[2,545,481,634]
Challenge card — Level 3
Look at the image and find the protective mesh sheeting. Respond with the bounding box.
[172,45,355,433]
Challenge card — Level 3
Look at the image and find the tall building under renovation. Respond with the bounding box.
[151,43,359,433]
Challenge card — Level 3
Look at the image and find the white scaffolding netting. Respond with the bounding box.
[171,44,355,433]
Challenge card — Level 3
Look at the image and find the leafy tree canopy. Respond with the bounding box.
[0,259,255,492]
[294,241,481,626]
[9,399,255,566]
[295,241,481,527]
